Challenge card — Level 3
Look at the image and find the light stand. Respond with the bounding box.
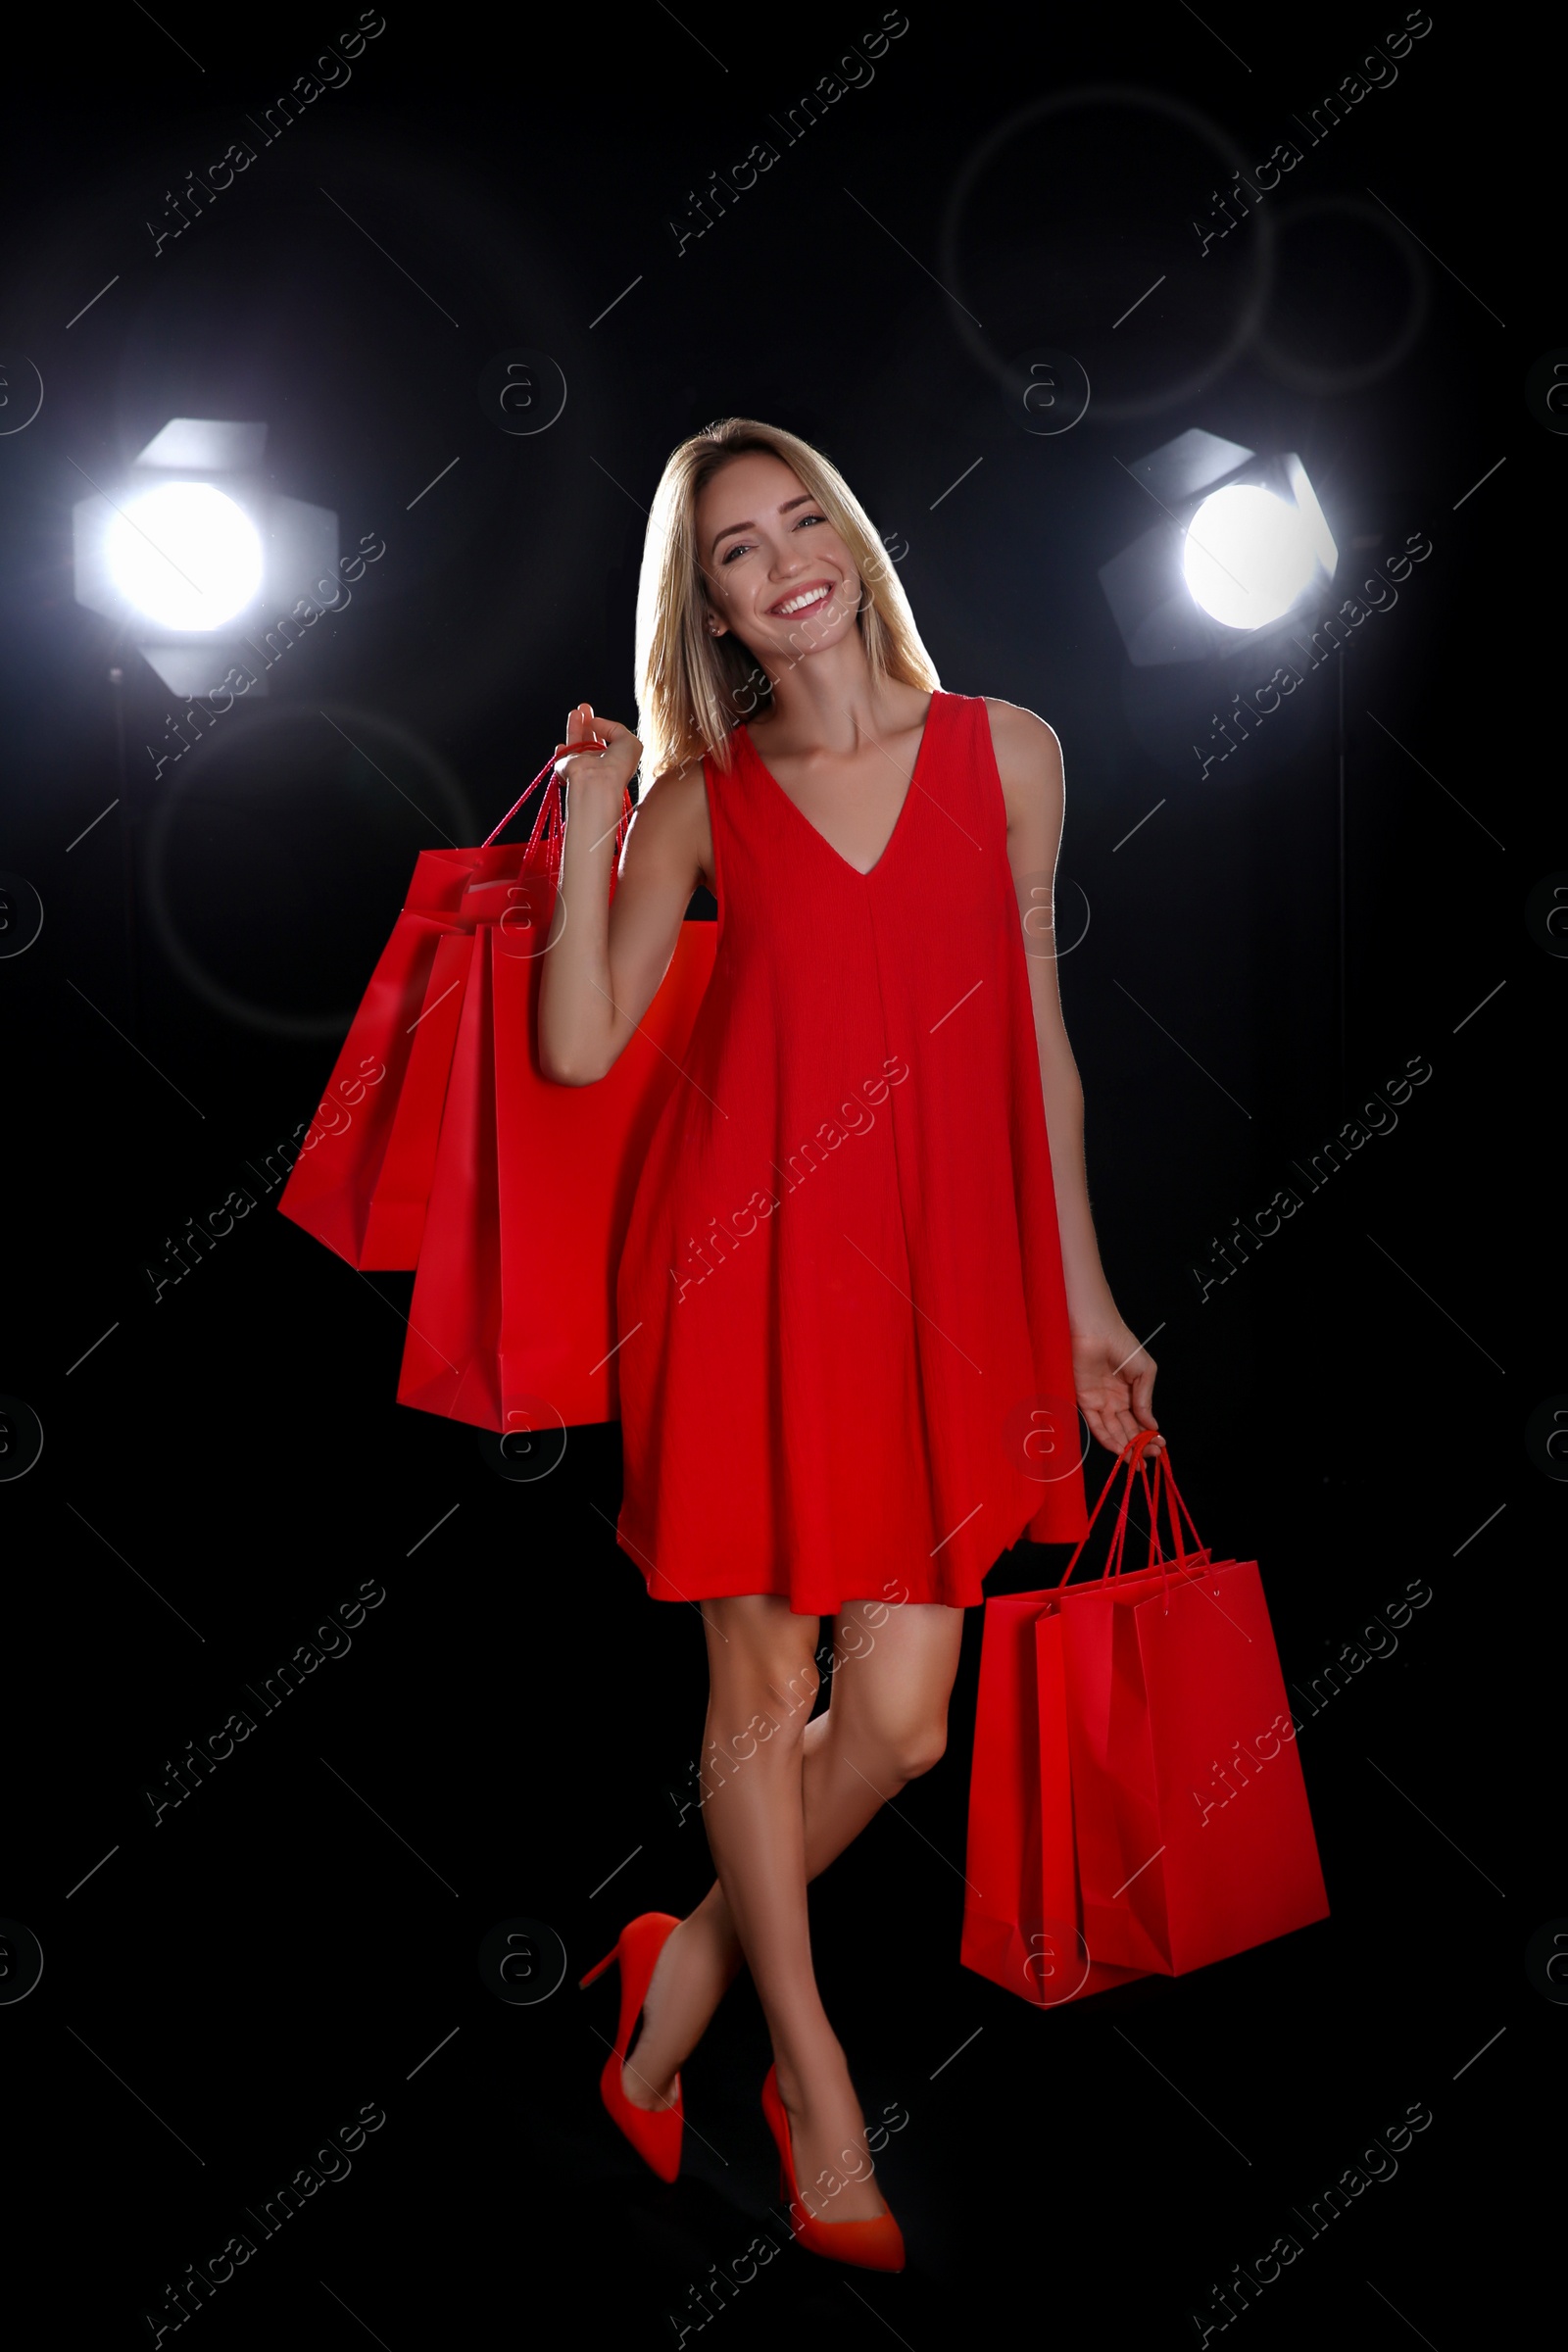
[1099,427,1345,1111]
[108,664,137,1035]
[1335,645,1348,1115]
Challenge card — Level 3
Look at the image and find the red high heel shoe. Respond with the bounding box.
[762,2064,906,2273]
[578,1912,684,2182]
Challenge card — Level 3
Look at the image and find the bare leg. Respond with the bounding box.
[673,1592,890,2219]
[627,1592,964,2212]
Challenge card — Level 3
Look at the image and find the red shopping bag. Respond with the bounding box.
[961,1443,1184,2007]
[1061,1446,1328,1977]
[961,1587,1152,2009]
[393,809,717,1434]
[963,1437,1328,2002]
[278,757,609,1269]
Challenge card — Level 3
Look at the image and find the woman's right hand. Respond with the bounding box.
[555,702,641,799]
[538,703,703,1086]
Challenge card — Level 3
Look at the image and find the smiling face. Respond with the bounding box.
[695,450,864,671]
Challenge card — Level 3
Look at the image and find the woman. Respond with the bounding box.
[540,418,1160,2271]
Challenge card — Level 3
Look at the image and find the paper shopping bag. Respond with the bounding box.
[274,853,477,1268]
[277,755,624,1270]
[395,915,717,1433]
[1054,1448,1328,1977]
[960,1442,1173,2007]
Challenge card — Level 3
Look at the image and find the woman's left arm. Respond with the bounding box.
[985,698,1161,1460]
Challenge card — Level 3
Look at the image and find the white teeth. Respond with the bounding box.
[774,584,831,616]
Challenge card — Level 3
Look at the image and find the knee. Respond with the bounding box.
[765,1649,821,1731]
[710,1653,818,1765]
[884,1717,948,1783]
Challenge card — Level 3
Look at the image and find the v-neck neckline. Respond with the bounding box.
[741,692,941,880]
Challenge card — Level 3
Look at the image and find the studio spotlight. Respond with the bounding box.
[73,418,338,698]
[1099,428,1337,665]
[103,481,264,632]
[71,419,340,1036]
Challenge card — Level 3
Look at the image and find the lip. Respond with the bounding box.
[766,578,837,619]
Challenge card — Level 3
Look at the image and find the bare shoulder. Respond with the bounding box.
[624,752,712,890]
[636,752,704,816]
[982,698,1065,849]
[983,697,1064,785]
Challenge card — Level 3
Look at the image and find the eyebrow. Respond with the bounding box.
[709,492,815,557]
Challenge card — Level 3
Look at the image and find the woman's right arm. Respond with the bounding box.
[536,702,710,1085]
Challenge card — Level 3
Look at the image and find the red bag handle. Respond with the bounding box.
[1099,1449,1145,1580]
[1139,1445,1211,1613]
[1050,1431,1210,1600]
[1150,1444,1206,1565]
[480,744,635,892]
[1111,1446,1167,1578]
[1050,1431,1158,1593]
[1120,1444,1211,1582]
[481,754,563,849]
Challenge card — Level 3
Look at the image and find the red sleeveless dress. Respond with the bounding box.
[614,688,1090,1613]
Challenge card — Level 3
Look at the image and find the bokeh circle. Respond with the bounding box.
[936,86,1275,423]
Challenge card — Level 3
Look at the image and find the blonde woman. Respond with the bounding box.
[542,418,1160,2270]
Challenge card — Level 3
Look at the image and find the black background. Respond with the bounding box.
[2,5,1551,2346]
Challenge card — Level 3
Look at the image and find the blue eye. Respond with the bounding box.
[718,514,824,564]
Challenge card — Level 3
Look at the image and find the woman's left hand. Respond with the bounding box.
[1071,1323,1162,1460]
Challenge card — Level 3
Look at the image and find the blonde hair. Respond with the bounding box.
[633,416,941,782]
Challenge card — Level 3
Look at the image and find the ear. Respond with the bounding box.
[706,611,727,638]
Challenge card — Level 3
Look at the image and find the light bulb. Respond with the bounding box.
[1183,484,1317,631]
[105,481,263,630]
